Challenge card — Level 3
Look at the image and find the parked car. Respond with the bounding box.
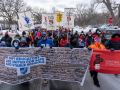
[99,25,118,30]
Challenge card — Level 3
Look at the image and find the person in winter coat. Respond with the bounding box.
[0,40,7,47]
[37,32,54,47]
[19,38,28,47]
[74,31,79,41]
[92,29,101,37]
[14,33,20,39]
[60,34,67,47]
[78,36,86,48]
[105,33,120,50]
[30,32,35,47]
[100,32,107,45]
[85,32,92,47]
[89,36,106,87]
[19,31,31,47]
[54,34,61,47]
[105,33,120,77]
[12,39,20,48]
[64,36,79,48]
[1,32,12,47]
[36,29,41,38]
[85,29,92,38]
[80,31,85,41]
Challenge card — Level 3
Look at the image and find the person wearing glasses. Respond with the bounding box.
[37,32,54,47]
[89,36,106,87]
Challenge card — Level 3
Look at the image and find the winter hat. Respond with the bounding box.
[70,36,76,41]
[94,37,101,41]
[16,32,19,35]
[5,32,9,37]
[75,31,78,33]
[22,31,26,35]
[79,36,83,40]
[81,31,84,33]
[93,34,98,38]
[20,38,27,43]
[102,32,105,34]
[111,33,120,38]
[42,32,47,36]
[96,29,100,32]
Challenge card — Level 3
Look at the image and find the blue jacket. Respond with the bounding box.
[0,44,7,47]
[37,39,54,47]
[78,41,86,48]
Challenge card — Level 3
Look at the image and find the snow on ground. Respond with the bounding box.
[2,30,23,35]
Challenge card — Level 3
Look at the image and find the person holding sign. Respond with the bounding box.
[37,32,54,47]
[88,36,106,87]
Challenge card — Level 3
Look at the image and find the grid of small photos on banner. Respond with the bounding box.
[0,47,92,86]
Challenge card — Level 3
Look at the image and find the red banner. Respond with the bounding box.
[89,49,120,74]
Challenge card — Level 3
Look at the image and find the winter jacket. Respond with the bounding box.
[64,42,80,48]
[19,36,31,47]
[1,36,12,47]
[105,40,120,50]
[78,41,86,48]
[30,35,35,44]
[60,39,67,47]
[54,36,61,47]
[37,38,54,47]
[89,44,106,50]
[86,36,92,47]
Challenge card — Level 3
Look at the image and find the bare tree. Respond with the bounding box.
[31,7,46,24]
[0,0,26,32]
[93,0,120,26]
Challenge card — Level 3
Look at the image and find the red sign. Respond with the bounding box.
[108,18,113,24]
[89,49,120,74]
[67,17,71,22]
[49,20,53,25]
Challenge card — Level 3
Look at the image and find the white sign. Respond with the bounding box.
[42,14,47,29]
[18,11,34,31]
[5,56,46,76]
[56,12,64,29]
[63,8,75,28]
[47,13,56,30]
[12,25,16,30]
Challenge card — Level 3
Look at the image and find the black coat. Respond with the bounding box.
[1,36,12,47]
[64,42,80,48]
[105,40,120,50]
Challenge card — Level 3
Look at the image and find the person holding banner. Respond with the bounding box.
[37,32,54,47]
[64,36,79,48]
[89,36,106,87]
[105,33,120,77]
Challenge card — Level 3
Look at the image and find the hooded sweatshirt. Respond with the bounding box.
[105,33,120,50]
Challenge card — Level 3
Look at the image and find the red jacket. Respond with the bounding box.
[30,35,35,44]
[60,39,67,47]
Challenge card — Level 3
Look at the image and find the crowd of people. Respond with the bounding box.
[0,28,107,49]
[0,28,120,87]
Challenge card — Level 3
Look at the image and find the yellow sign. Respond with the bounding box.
[56,13,63,22]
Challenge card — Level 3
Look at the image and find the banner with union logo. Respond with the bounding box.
[63,8,75,28]
[47,13,56,30]
[89,49,120,74]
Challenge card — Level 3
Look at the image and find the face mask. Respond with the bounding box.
[5,35,8,37]
[14,42,18,47]
[82,33,83,34]
[89,35,91,36]
[97,31,99,33]
[95,41,101,46]
[41,36,47,41]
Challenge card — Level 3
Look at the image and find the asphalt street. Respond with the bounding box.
[0,71,120,90]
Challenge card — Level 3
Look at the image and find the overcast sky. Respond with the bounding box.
[24,0,91,11]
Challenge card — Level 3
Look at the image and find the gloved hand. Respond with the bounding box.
[110,48,115,52]
[40,45,44,48]
[88,47,92,51]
